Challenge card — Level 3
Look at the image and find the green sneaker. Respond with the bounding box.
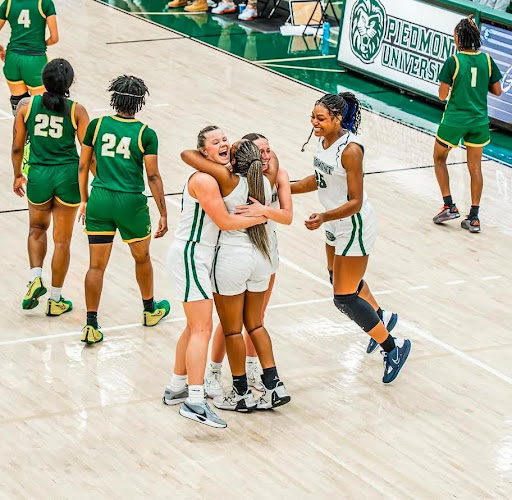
[143,299,170,327]
[22,140,31,176]
[81,324,104,344]
[46,297,73,316]
[22,277,47,310]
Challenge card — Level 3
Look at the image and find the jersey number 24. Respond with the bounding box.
[101,134,132,159]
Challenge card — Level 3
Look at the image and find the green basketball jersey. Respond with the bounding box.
[0,0,56,55]
[438,51,502,127]
[25,95,79,167]
[83,115,158,194]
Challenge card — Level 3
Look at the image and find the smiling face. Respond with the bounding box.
[252,137,272,171]
[201,129,231,165]
[311,104,341,138]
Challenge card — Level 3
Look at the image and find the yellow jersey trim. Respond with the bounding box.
[24,96,35,123]
[92,117,103,146]
[486,53,491,78]
[26,84,45,91]
[464,140,490,148]
[138,124,147,153]
[84,230,116,236]
[5,0,11,18]
[54,196,80,208]
[436,134,458,149]
[5,78,25,85]
[123,233,151,244]
[38,0,46,19]
[452,55,459,83]
[459,51,481,55]
[111,115,139,123]
[28,196,53,206]
[70,101,77,130]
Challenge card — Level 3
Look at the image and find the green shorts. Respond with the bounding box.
[85,187,151,243]
[27,163,80,206]
[3,50,48,90]
[436,122,490,148]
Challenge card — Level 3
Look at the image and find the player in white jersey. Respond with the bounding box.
[182,140,291,411]
[205,133,292,396]
[163,126,266,428]
[292,92,411,384]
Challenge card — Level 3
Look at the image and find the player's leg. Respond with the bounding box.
[3,51,29,114]
[23,200,52,309]
[212,292,256,412]
[45,200,78,316]
[433,128,460,224]
[332,255,410,383]
[244,290,290,409]
[163,326,190,405]
[205,323,226,398]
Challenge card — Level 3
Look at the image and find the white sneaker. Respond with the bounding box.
[247,363,264,391]
[238,6,258,20]
[213,388,256,412]
[256,381,291,410]
[211,1,236,14]
[205,368,224,398]
[207,0,217,6]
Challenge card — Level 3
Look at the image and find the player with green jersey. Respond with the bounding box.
[78,75,170,344]
[12,59,90,316]
[0,0,59,112]
[433,16,502,233]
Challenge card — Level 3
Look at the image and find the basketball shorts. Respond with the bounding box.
[3,50,48,90]
[436,122,490,148]
[269,230,279,274]
[211,244,273,296]
[85,187,151,243]
[27,163,80,206]
[324,201,377,257]
[167,239,215,303]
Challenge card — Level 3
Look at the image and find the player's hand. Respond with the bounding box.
[77,202,87,225]
[0,46,5,62]
[305,212,324,230]
[13,175,26,197]
[154,215,168,238]
[235,197,268,217]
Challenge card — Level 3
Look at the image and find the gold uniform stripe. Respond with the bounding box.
[435,134,458,149]
[92,117,103,146]
[110,115,138,123]
[5,0,11,18]
[24,96,35,123]
[5,78,25,85]
[26,84,45,91]
[452,55,459,83]
[38,0,46,18]
[54,196,80,207]
[84,230,116,236]
[123,233,151,244]
[70,101,77,130]
[28,196,53,206]
[138,124,147,153]
[464,140,490,148]
[486,53,491,78]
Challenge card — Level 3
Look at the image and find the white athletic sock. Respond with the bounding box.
[51,287,62,302]
[246,356,259,367]
[188,385,205,404]
[210,361,222,372]
[169,373,187,391]
[30,267,42,281]
[395,338,405,348]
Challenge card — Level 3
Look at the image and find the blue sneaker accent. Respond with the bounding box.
[366,311,398,354]
[382,339,411,384]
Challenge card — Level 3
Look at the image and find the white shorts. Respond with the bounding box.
[324,201,377,256]
[167,239,215,302]
[212,244,273,296]
[269,230,279,274]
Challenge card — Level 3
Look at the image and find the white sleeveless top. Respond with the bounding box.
[266,184,279,235]
[219,175,272,247]
[174,172,220,247]
[314,132,368,212]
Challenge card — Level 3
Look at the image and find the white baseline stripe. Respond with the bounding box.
[256,55,337,64]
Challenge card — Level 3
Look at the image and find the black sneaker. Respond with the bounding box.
[433,204,460,224]
[382,339,411,384]
[461,217,481,233]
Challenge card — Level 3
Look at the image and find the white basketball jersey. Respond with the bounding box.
[314,132,368,212]
[266,184,279,235]
[219,175,272,247]
[174,172,220,247]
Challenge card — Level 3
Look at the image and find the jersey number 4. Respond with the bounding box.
[34,114,64,139]
[18,10,31,28]
[315,170,327,188]
[101,134,132,159]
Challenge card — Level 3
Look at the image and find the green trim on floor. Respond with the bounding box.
[97,0,512,166]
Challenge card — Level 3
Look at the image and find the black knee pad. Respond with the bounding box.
[333,293,380,332]
[88,234,115,245]
[328,270,333,284]
[10,92,30,115]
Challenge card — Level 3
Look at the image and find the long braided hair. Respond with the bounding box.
[454,15,481,51]
[232,140,270,260]
[42,58,74,114]
[108,75,149,115]
[302,92,362,151]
